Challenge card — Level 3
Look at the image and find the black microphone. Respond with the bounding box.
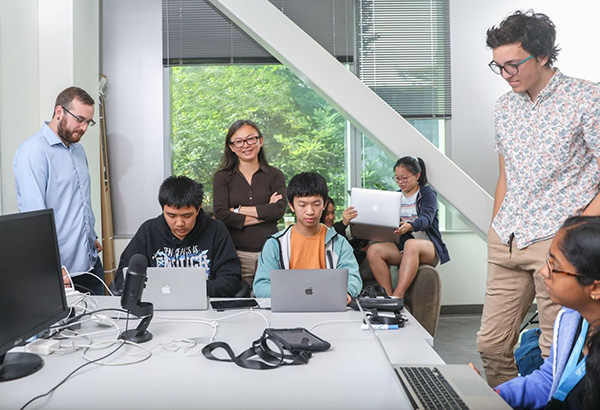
[121,254,148,312]
[119,254,153,343]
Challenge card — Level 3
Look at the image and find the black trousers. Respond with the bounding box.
[72,257,105,295]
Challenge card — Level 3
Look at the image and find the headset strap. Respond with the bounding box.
[202,331,312,370]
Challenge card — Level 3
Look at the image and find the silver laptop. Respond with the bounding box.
[393,364,511,409]
[349,187,401,242]
[132,267,208,311]
[270,269,348,312]
[355,299,510,409]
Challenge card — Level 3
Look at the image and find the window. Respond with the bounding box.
[169,64,349,212]
[164,0,453,225]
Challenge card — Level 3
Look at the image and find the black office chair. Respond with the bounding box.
[233,280,251,298]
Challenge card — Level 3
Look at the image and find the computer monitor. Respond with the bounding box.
[0,209,68,382]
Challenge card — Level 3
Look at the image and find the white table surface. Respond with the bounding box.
[1,296,442,410]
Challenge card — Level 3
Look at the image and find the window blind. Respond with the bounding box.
[163,0,354,65]
[356,0,451,118]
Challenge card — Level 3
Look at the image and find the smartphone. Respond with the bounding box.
[210,299,259,311]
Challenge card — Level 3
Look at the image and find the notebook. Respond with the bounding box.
[132,267,208,311]
[349,187,402,242]
[270,269,349,312]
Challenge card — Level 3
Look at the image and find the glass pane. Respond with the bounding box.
[170,65,348,214]
[361,119,444,190]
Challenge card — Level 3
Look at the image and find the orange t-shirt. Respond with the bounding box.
[289,224,327,269]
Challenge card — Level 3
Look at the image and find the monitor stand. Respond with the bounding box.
[0,352,44,382]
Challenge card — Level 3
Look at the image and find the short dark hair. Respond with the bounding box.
[287,172,328,204]
[394,156,428,186]
[158,176,204,210]
[53,87,95,118]
[486,10,560,66]
[218,119,268,173]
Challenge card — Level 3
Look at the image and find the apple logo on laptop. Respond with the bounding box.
[161,285,171,295]
[305,287,313,296]
[372,205,379,211]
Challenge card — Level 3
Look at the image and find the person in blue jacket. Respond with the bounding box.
[253,172,362,303]
[366,156,449,299]
[495,216,600,409]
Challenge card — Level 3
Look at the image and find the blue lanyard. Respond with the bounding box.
[553,320,589,401]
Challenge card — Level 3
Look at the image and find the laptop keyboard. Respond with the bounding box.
[397,366,469,410]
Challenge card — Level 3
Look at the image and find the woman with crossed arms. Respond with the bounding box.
[213,120,287,289]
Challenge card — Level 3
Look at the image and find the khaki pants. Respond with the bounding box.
[236,250,260,291]
[476,227,561,388]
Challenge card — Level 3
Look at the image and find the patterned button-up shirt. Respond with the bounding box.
[492,69,600,249]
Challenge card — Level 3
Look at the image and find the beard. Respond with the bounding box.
[57,116,84,145]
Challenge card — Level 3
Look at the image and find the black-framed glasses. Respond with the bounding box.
[61,106,96,127]
[544,256,584,279]
[393,175,414,183]
[229,135,260,148]
[488,55,534,76]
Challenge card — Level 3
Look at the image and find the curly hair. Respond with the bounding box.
[486,10,560,66]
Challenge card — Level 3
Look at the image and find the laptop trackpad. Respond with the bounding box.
[454,378,494,396]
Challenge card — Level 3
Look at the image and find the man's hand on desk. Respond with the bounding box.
[347,294,352,305]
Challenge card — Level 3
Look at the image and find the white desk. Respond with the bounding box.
[0,297,444,410]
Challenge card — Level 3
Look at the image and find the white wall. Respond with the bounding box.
[102,0,165,237]
[442,0,600,306]
[0,1,101,240]
[449,0,600,195]
[0,0,41,214]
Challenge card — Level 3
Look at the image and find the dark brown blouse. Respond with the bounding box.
[213,164,287,252]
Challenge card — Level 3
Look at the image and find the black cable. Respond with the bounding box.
[20,312,132,410]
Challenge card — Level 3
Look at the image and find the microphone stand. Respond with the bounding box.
[119,301,154,343]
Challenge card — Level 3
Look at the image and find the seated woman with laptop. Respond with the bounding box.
[366,156,449,299]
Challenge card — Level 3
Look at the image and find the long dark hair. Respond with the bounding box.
[559,216,600,409]
[218,119,268,173]
[394,156,428,186]
[320,196,335,224]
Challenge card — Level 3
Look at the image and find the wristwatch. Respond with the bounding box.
[233,205,241,214]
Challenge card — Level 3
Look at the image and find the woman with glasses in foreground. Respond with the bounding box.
[495,216,600,409]
[366,156,449,299]
[213,120,287,289]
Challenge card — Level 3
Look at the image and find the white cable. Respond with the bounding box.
[82,341,152,366]
[309,319,363,332]
[68,271,117,297]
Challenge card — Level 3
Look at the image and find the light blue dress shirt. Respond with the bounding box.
[13,123,98,276]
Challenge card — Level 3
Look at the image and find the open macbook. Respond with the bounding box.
[349,187,401,242]
[270,269,348,312]
[393,364,511,409]
[136,267,208,311]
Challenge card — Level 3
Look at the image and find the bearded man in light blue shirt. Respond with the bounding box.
[13,87,104,295]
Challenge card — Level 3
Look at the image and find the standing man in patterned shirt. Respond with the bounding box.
[477,10,600,387]
[14,87,105,295]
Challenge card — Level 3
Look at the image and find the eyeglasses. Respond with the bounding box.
[61,106,96,127]
[544,257,584,279]
[393,175,414,183]
[229,135,260,148]
[488,55,534,76]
